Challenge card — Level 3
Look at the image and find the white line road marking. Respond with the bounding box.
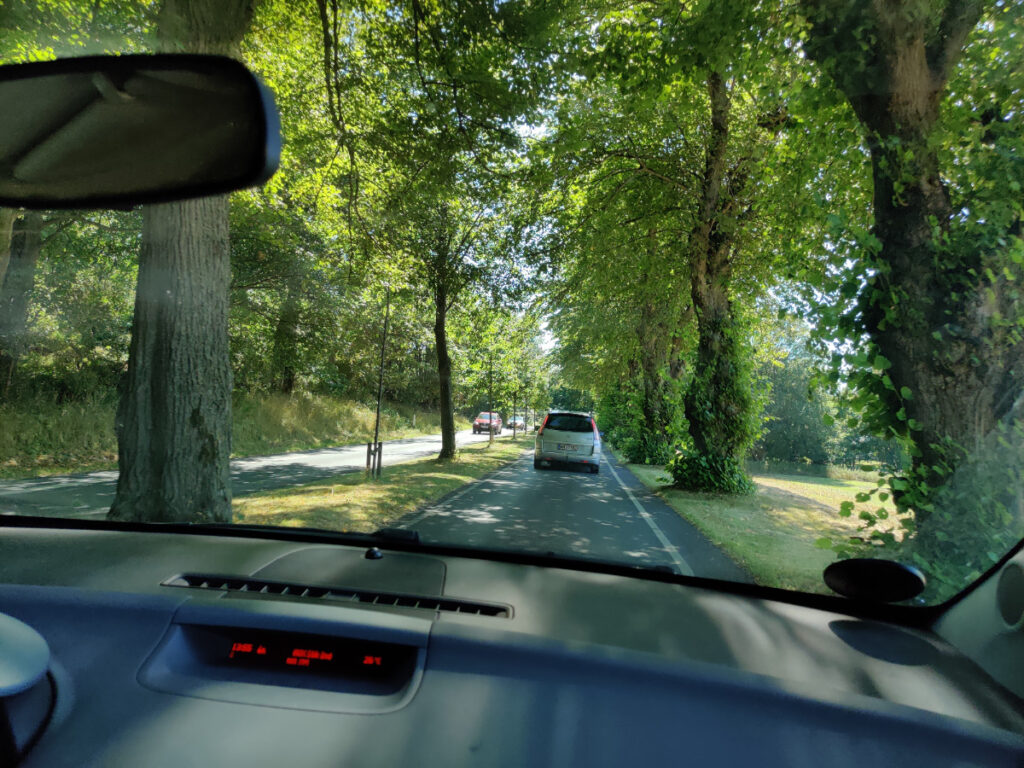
[604,460,693,577]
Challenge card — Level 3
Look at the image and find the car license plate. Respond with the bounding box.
[557,443,578,451]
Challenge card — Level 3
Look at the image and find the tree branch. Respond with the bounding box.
[929,0,985,82]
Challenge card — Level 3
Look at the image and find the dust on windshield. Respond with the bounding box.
[1,0,1022,605]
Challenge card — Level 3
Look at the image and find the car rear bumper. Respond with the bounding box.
[534,449,601,467]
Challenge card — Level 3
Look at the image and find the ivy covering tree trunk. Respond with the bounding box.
[671,73,756,494]
[110,0,256,523]
[637,300,674,463]
[800,0,1023,538]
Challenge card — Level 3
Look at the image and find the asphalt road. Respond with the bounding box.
[1,428,748,582]
[399,450,751,582]
[0,428,510,519]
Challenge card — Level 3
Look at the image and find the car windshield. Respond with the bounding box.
[2,0,1022,608]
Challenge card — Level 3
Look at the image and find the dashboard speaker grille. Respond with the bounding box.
[162,573,512,618]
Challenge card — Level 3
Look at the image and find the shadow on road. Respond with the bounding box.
[403,454,695,573]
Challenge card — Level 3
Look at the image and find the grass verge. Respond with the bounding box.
[622,458,903,594]
[233,437,528,532]
[0,392,471,479]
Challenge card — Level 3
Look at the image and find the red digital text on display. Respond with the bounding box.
[227,639,384,670]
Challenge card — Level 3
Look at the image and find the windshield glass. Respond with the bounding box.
[2,0,1022,606]
[545,415,593,434]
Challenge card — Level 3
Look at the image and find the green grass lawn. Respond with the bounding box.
[233,438,528,532]
[625,462,903,594]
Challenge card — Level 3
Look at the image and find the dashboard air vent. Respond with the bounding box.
[162,573,512,618]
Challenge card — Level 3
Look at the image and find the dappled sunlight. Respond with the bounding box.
[232,440,527,533]
[400,454,694,571]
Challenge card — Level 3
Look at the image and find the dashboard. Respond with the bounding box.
[1,524,1023,767]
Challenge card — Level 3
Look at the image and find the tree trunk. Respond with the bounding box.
[638,300,670,460]
[0,208,17,287]
[110,199,233,522]
[0,212,43,399]
[109,0,255,522]
[434,285,456,460]
[681,73,755,470]
[685,257,750,459]
[801,0,1009,530]
[270,276,301,394]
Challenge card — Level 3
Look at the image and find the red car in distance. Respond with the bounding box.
[472,412,502,434]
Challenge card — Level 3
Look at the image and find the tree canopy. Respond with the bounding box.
[2,0,1022,597]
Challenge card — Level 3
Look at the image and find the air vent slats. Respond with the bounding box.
[162,573,511,618]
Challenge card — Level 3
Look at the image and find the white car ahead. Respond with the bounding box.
[534,411,601,473]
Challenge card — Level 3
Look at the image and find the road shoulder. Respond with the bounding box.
[606,450,754,584]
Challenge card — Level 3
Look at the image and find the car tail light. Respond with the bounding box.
[538,414,549,436]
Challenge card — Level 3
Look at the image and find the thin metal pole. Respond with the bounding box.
[372,288,391,476]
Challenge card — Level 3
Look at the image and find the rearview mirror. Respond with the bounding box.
[0,54,280,209]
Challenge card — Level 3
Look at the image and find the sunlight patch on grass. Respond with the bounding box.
[233,438,528,532]
[625,463,906,594]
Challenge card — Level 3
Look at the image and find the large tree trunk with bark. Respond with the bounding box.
[433,284,456,460]
[801,0,1017,532]
[109,0,255,523]
[110,200,234,521]
[0,212,43,399]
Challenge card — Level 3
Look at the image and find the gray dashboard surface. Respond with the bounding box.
[1,526,1023,767]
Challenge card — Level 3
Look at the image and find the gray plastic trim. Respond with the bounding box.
[0,611,49,696]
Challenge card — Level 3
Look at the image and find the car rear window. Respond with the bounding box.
[545,414,593,433]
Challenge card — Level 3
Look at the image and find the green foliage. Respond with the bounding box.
[4,0,1024,598]
[666,450,755,495]
[682,308,760,468]
[597,381,684,464]
[753,340,830,464]
[795,0,1024,597]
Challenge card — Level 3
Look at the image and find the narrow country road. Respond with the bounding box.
[1,428,749,584]
[397,450,751,582]
[0,428,511,519]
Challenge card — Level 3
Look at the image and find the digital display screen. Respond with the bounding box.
[209,628,414,680]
